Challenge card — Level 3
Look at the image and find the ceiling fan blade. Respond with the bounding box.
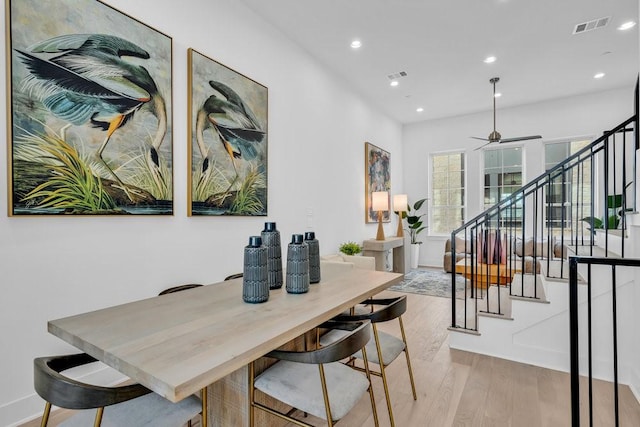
[474,140,494,151]
[470,136,489,141]
[498,135,543,143]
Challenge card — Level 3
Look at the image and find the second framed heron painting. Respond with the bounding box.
[188,49,268,216]
[6,0,173,215]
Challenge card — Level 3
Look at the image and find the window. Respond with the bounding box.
[483,147,523,226]
[544,140,591,231]
[430,152,465,234]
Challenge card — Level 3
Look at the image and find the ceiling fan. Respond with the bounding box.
[472,77,542,150]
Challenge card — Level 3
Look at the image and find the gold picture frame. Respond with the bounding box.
[187,48,268,216]
[6,0,173,215]
[365,142,390,223]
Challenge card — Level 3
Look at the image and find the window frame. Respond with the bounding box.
[482,145,524,228]
[543,138,592,232]
[428,150,466,236]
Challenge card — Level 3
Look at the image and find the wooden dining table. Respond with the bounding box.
[48,266,403,426]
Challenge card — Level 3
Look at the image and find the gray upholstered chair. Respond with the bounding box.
[34,353,203,427]
[250,320,379,427]
[323,296,416,427]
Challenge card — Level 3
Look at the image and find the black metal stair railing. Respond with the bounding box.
[569,256,640,427]
[450,115,637,332]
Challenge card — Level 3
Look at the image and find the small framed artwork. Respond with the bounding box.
[6,0,173,215]
[187,48,268,216]
[365,142,391,223]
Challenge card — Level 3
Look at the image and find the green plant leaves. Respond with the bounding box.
[339,241,362,255]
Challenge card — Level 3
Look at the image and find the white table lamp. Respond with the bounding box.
[393,194,408,237]
[372,191,389,241]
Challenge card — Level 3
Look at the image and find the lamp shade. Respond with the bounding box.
[371,191,389,211]
[393,194,408,212]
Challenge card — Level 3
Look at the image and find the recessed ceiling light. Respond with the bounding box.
[484,56,497,64]
[390,80,399,87]
[618,21,636,31]
[494,93,502,98]
[594,72,605,79]
[416,107,424,113]
[350,40,362,49]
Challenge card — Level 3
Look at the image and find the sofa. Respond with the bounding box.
[444,236,567,274]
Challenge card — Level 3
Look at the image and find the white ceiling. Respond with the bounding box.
[240,0,639,124]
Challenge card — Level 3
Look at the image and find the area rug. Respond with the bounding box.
[388,268,466,298]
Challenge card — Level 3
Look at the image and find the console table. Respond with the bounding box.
[48,267,402,426]
[362,236,407,273]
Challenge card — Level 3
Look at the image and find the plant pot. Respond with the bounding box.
[410,243,420,269]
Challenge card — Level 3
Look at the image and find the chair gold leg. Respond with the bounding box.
[40,402,51,427]
[361,345,380,427]
[201,387,208,427]
[93,407,104,427]
[373,324,395,427]
[398,316,417,400]
[318,364,334,426]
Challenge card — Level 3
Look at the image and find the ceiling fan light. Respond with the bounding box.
[494,92,502,98]
[390,80,399,87]
[471,77,543,146]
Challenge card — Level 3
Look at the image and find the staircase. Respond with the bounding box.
[446,103,640,424]
[449,113,637,331]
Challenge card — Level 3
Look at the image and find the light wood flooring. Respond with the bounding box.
[22,291,640,427]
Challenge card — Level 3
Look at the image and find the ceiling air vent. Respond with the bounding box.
[573,16,610,34]
[387,71,407,80]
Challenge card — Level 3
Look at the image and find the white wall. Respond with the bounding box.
[402,87,635,268]
[0,0,402,424]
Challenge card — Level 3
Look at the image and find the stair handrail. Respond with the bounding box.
[452,115,636,236]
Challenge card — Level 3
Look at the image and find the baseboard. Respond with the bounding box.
[0,363,127,427]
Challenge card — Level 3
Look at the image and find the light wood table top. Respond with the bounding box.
[48,268,402,403]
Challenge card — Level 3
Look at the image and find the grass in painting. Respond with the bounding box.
[18,132,117,213]
[230,165,264,215]
[192,158,229,202]
[125,148,172,201]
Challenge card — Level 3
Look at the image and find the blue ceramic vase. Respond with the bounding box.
[242,236,269,303]
[261,222,283,289]
[286,234,310,294]
[305,231,321,284]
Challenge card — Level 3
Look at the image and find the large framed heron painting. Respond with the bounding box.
[365,142,391,223]
[6,0,173,215]
[187,48,268,216]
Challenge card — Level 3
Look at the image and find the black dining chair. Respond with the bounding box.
[158,283,203,295]
[321,295,417,427]
[34,353,203,427]
[250,320,379,427]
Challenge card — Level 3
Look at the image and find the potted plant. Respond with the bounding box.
[339,241,362,256]
[399,198,427,268]
[580,193,628,234]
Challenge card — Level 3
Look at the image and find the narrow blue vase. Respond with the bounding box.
[286,234,310,294]
[242,236,269,303]
[261,222,283,289]
[305,231,321,284]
